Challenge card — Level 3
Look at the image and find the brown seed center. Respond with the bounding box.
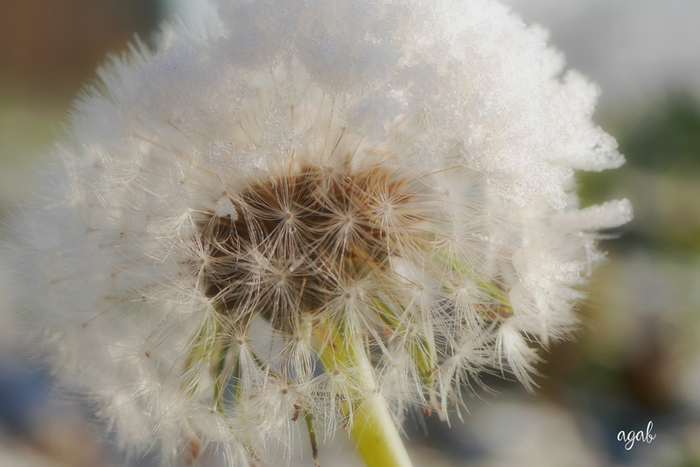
[199,165,429,332]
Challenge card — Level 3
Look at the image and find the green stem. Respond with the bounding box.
[305,411,321,467]
[349,390,414,467]
[316,321,414,467]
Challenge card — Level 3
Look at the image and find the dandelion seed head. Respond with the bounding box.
[3,0,631,464]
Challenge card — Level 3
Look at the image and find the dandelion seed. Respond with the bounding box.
[3,0,631,466]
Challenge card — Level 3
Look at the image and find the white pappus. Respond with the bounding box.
[3,0,632,465]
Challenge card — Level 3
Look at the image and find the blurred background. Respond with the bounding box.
[0,0,699,465]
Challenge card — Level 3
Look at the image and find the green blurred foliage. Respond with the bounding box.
[624,93,700,175]
[578,93,700,255]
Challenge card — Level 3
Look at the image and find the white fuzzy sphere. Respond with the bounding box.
[4,0,632,465]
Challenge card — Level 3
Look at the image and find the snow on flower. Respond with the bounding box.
[3,0,632,465]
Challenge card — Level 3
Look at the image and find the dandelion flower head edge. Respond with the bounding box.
[4,0,632,464]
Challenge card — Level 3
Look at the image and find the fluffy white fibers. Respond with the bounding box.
[4,0,632,464]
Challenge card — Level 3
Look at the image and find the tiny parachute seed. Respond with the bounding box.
[198,163,441,333]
